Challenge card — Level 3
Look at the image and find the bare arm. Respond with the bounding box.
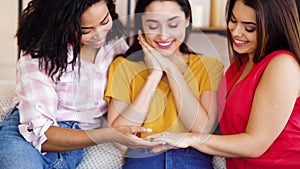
[151,54,300,157]
[107,72,162,127]
[107,36,163,127]
[42,125,160,152]
[138,34,222,133]
[42,126,96,152]
[165,65,220,133]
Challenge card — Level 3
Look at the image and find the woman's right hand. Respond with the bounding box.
[138,30,163,78]
[86,126,165,149]
[112,126,165,148]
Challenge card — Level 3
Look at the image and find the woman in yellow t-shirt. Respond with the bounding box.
[105,0,224,168]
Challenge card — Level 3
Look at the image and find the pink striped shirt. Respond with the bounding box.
[13,39,128,152]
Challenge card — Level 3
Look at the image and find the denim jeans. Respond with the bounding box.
[0,108,83,169]
[123,147,213,169]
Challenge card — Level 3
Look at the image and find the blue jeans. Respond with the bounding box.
[123,147,213,169]
[0,108,83,169]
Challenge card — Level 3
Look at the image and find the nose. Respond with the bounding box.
[159,26,170,41]
[230,24,243,37]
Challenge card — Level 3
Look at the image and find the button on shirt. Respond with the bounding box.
[12,39,128,152]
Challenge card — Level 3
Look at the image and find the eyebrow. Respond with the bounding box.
[232,13,256,25]
[81,12,110,29]
[145,16,180,23]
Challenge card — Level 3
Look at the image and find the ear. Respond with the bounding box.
[185,16,191,28]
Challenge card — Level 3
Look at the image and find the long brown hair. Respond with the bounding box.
[125,0,194,60]
[226,0,300,66]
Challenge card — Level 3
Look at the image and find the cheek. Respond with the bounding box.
[144,33,156,45]
[81,34,92,44]
[172,30,186,42]
[248,33,257,47]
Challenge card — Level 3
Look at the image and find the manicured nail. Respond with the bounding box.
[146,128,152,133]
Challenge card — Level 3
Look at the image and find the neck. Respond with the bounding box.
[80,45,100,63]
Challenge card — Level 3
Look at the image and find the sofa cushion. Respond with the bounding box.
[77,143,122,169]
[0,81,16,122]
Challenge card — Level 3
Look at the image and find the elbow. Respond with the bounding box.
[240,143,269,158]
[245,148,267,158]
[107,119,117,127]
[190,119,217,134]
[190,127,211,134]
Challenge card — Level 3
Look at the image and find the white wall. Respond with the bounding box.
[0,1,18,82]
[187,33,229,70]
[0,0,131,82]
[0,0,229,82]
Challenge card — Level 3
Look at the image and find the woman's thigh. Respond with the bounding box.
[123,149,165,169]
[0,109,45,169]
[169,148,213,169]
[0,109,83,169]
[123,147,213,169]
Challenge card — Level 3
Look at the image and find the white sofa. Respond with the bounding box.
[0,81,226,169]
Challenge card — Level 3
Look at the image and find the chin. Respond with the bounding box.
[156,49,176,57]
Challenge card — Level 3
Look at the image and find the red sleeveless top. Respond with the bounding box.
[219,50,300,168]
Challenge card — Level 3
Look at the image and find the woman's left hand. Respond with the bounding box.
[146,132,191,153]
[138,31,174,72]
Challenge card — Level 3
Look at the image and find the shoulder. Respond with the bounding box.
[266,52,299,73]
[110,56,146,74]
[111,56,144,67]
[18,54,40,73]
[191,54,223,67]
[263,52,300,90]
[190,54,224,74]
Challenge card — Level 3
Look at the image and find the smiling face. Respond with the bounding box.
[228,0,257,57]
[141,1,189,57]
[80,1,113,49]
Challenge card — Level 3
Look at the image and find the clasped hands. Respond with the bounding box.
[137,30,175,76]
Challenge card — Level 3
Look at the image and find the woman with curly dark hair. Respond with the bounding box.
[0,0,161,168]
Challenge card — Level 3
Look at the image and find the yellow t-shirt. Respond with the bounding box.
[105,54,223,138]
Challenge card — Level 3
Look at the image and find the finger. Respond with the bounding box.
[137,33,154,60]
[138,31,156,54]
[145,131,170,139]
[145,133,163,140]
[140,139,166,147]
[151,145,172,153]
[129,126,153,134]
[126,138,166,149]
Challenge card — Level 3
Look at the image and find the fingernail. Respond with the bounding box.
[146,128,152,132]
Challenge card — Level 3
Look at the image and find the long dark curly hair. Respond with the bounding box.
[16,0,124,80]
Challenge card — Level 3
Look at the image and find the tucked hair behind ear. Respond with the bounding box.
[125,0,194,60]
[226,0,300,66]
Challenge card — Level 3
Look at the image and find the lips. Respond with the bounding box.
[233,38,248,47]
[156,41,174,49]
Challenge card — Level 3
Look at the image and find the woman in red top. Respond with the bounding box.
[148,0,300,168]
